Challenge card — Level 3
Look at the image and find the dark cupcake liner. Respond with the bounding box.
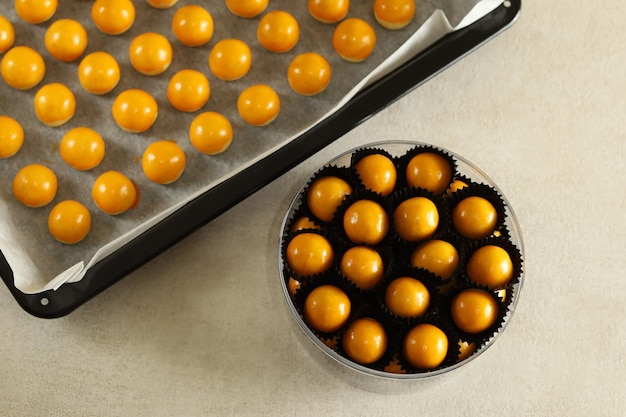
[461,235,524,289]
[387,186,451,246]
[447,182,508,241]
[280,229,339,283]
[335,305,399,372]
[331,189,395,248]
[442,282,512,348]
[444,173,473,197]
[336,242,395,296]
[299,165,360,224]
[396,144,459,195]
[348,147,400,197]
[401,231,469,285]
[284,203,325,233]
[377,267,444,326]
[292,273,363,341]
[395,314,462,374]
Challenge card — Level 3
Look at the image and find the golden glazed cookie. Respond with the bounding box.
[78,52,121,95]
[208,39,252,81]
[48,200,91,244]
[15,0,57,24]
[410,239,459,279]
[60,127,105,170]
[33,83,76,127]
[91,0,135,35]
[146,0,179,9]
[287,52,332,96]
[91,171,138,215]
[285,233,334,277]
[373,0,416,30]
[189,111,234,155]
[393,197,438,242]
[45,19,88,62]
[342,318,388,365]
[355,153,397,196]
[403,323,448,370]
[308,0,350,24]
[129,32,173,76]
[307,176,352,222]
[112,89,158,133]
[167,69,210,112]
[0,116,24,158]
[172,5,214,47]
[141,140,186,184]
[466,245,514,287]
[237,84,280,126]
[452,196,498,239]
[406,152,452,194]
[257,10,300,53]
[1,46,45,90]
[451,289,498,334]
[340,246,384,289]
[0,15,15,53]
[13,164,58,208]
[225,0,269,18]
[385,276,430,318]
[304,284,351,333]
[332,18,376,62]
[343,199,389,245]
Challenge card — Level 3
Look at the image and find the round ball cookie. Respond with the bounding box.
[285,233,334,277]
[33,83,76,127]
[0,15,15,54]
[340,246,384,289]
[385,276,430,318]
[406,152,452,194]
[146,0,178,9]
[112,89,158,133]
[60,127,105,171]
[257,10,300,53]
[129,32,173,76]
[45,19,88,62]
[403,323,448,370]
[451,288,498,334]
[332,18,376,62]
[12,164,58,208]
[290,217,321,232]
[373,0,416,30]
[287,52,332,96]
[15,0,57,24]
[1,46,45,90]
[225,0,268,18]
[447,178,469,195]
[307,176,352,222]
[91,171,138,215]
[0,116,24,159]
[308,0,350,24]
[393,197,439,242]
[304,284,351,333]
[208,39,252,81]
[91,0,135,35]
[342,318,388,365]
[343,199,389,246]
[410,239,459,279]
[237,84,280,126]
[189,111,233,155]
[466,245,514,287]
[452,196,498,239]
[141,140,186,184]
[48,200,91,244]
[355,153,397,196]
[167,69,210,112]
[78,52,121,95]
[171,5,214,47]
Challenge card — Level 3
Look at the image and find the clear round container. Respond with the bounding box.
[278,141,524,389]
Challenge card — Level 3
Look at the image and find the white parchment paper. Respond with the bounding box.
[0,0,502,293]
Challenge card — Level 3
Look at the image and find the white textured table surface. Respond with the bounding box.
[1,1,624,416]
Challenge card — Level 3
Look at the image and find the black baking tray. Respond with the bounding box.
[0,0,521,318]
